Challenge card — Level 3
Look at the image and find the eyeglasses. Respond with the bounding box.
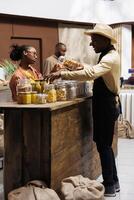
[27,50,37,56]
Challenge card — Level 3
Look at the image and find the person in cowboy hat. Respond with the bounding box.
[45,23,121,197]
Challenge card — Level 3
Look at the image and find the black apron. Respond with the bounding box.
[92,46,120,145]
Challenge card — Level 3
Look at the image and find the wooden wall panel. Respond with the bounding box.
[0,17,59,73]
[12,22,58,72]
[0,22,12,61]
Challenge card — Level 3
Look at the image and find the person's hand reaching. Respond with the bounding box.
[44,70,62,83]
[50,63,64,73]
[63,60,84,71]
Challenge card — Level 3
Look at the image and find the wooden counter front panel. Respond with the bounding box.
[4,108,51,197]
[4,109,22,195]
[50,98,101,190]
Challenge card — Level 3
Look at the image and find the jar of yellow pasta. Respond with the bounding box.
[44,84,57,103]
[56,83,67,101]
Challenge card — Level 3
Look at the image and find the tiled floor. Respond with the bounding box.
[0,138,134,199]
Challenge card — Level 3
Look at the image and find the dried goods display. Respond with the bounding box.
[16,77,92,104]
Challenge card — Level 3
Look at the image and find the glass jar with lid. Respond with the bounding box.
[56,83,67,101]
[40,80,48,93]
[36,93,47,104]
[66,81,77,100]
[44,84,57,103]
[84,81,93,96]
[16,78,32,94]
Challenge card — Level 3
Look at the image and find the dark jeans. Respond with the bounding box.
[96,142,118,186]
[93,97,119,186]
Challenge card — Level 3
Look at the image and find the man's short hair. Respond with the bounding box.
[55,42,66,49]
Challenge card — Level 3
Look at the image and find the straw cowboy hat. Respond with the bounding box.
[84,24,117,43]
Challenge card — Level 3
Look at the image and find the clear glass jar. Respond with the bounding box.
[66,82,77,100]
[40,80,48,93]
[36,94,47,104]
[44,84,57,103]
[84,81,93,96]
[76,81,85,97]
[16,78,32,94]
[56,83,67,101]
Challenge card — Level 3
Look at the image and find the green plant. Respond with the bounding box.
[0,59,17,76]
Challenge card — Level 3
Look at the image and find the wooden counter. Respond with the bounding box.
[0,97,113,199]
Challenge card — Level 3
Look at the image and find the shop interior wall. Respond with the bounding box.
[132,25,134,68]
[0,16,132,80]
[0,17,59,73]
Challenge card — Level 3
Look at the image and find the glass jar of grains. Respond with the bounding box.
[44,84,57,103]
[66,81,77,100]
[36,94,47,104]
[56,83,67,101]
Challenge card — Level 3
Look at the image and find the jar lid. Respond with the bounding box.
[56,82,66,87]
[18,91,31,94]
[44,84,55,90]
[31,91,37,94]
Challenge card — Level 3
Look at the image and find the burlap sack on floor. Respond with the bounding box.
[61,175,104,200]
[117,115,134,139]
[8,180,60,200]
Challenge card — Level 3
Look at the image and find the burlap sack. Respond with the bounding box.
[8,180,60,200]
[61,175,104,200]
[117,115,134,139]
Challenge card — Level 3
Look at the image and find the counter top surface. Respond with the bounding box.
[0,94,92,111]
[0,84,9,91]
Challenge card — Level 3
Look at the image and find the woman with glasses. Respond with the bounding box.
[9,44,43,101]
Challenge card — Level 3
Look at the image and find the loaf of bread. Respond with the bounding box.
[63,60,81,71]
